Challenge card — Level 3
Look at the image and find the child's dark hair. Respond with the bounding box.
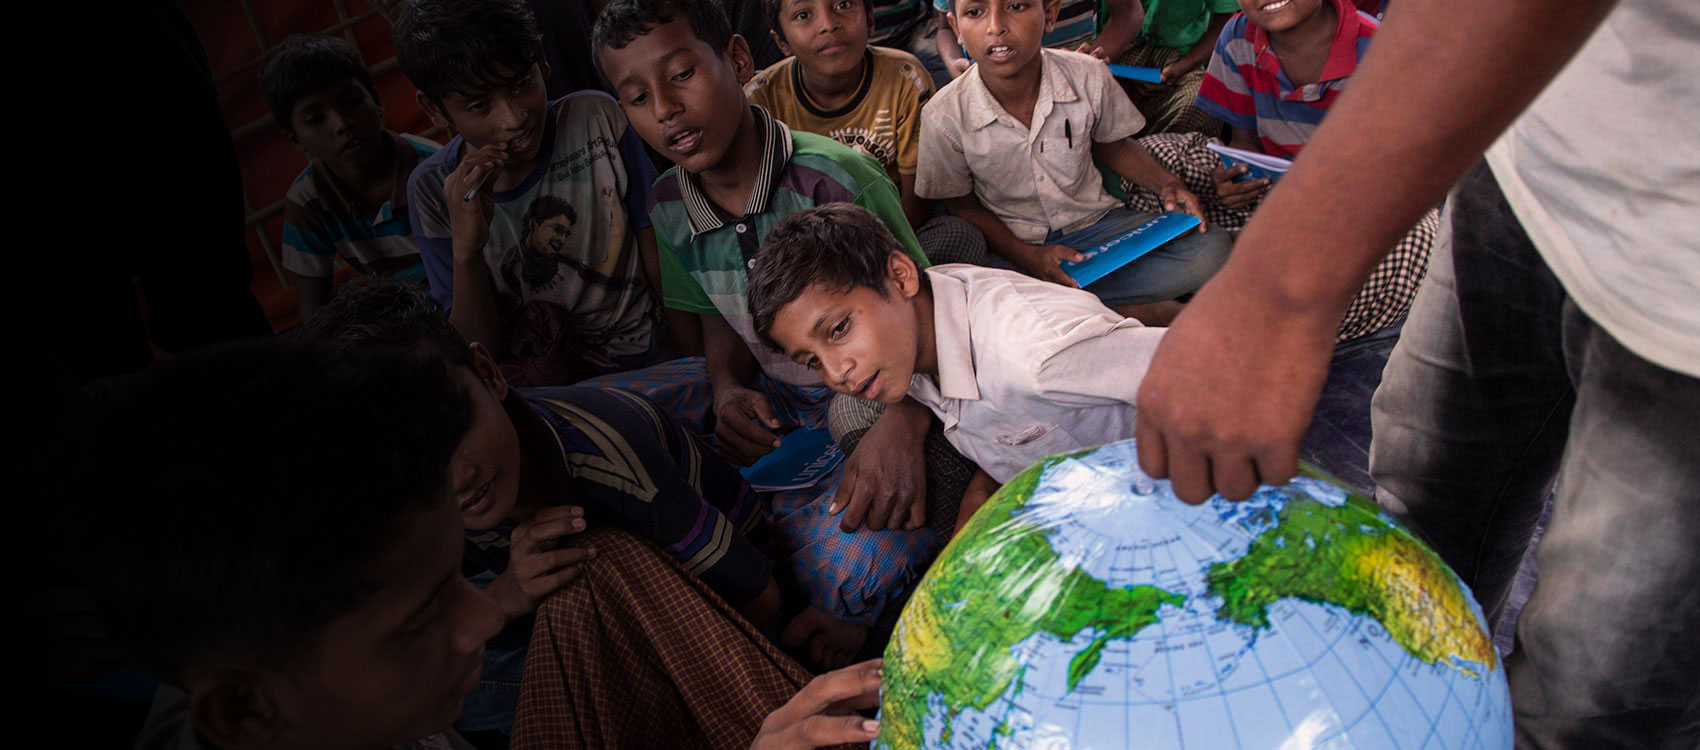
[763,0,873,45]
[393,0,544,105]
[77,339,472,682]
[259,34,380,133]
[591,0,734,80]
[748,203,906,351]
[291,276,476,372]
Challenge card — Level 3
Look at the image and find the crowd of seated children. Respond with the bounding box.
[918,0,1233,325]
[1126,0,1432,340]
[293,278,782,736]
[593,0,980,669]
[746,0,987,263]
[752,204,1170,530]
[1109,0,1238,137]
[934,0,1142,81]
[85,339,886,750]
[261,34,440,321]
[398,0,698,388]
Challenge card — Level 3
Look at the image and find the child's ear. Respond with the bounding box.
[468,342,510,401]
[536,49,553,84]
[416,91,452,133]
[1045,0,1062,32]
[187,668,287,750]
[770,28,793,58]
[284,129,308,155]
[889,252,923,298]
[727,33,757,86]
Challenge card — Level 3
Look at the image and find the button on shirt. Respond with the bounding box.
[915,49,1147,243]
[906,265,1167,483]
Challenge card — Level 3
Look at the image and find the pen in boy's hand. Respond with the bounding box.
[462,164,496,203]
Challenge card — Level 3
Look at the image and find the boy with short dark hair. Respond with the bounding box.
[260,33,440,321]
[748,0,986,260]
[83,340,886,750]
[751,204,1167,530]
[296,276,779,735]
[932,0,1143,80]
[595,0,972,668]
[919,0,1232,324]
[398,0,696,387]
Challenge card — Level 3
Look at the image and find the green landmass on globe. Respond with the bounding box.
[878,443,1506,750]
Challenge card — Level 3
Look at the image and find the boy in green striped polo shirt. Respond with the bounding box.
[595,0,971,669]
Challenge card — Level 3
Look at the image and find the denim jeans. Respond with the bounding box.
[981,207,1232,306]
[1370,162,1700,748]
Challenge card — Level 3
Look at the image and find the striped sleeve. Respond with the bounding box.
[1195,15,1259,131]
[279,176,336,278]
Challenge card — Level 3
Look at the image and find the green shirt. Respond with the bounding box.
[1139,0,1240,51]
[649,106,927,387]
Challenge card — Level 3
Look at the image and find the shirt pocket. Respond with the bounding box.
[992,422,1079,465]
[1035,137,1088,195]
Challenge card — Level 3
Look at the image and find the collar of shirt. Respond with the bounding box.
[792,50,876,118]
[1248,0,1364,100]
[927,267,983,401]
[312,131,423,224]
[677,105,794,239]
[961,49,1082,135]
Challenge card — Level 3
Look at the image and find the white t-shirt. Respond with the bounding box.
[1485,0,1700,377]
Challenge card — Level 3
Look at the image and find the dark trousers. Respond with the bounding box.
[1370,162,1700,748]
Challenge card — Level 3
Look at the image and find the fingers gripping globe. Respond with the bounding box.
[878,439,1511,749]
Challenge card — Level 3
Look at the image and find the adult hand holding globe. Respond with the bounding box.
[879,439,1511,749]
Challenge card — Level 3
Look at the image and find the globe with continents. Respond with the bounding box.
[879,439,1511,749]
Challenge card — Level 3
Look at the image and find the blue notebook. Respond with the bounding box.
[740,427,843,491]
[1107,64,1164,83]
[1206,142,1292,184]
[1060,213,1203,287]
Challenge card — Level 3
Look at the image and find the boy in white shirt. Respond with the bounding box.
[749,204,1165,531]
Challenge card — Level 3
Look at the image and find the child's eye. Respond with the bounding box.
[830,316,850,339]
[964,7,984,18]
[806,356,821,370]
[467,100,489,114]
[626,91,649,107]
[793,10,811,21]
[671,66,695,83]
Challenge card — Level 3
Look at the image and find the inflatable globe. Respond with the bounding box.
[879,439,1511,749]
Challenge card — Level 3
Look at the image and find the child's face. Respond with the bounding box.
[601,18,756,176]
[211,499,504,749]
[424,61,552,167]
[448,345,525,531]
[948,0,1053,79]
[1237,0,1328,32]
[773,0,871,80]
[288,80,387,177]
[768,253,927,406]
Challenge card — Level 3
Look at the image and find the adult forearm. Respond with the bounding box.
[1093,0,1144,60]
[449,257,506,354]
[1225,0,1619,319]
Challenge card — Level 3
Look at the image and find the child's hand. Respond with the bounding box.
[948,58,972,78]
[1212,165,1271,209]
[442,142,509,263]
[1075,41,1109,60]
[750,659,883,750]
[713,385,782,465]
[1018,245,1087,288]
[1159,182,1209,229]
[832,400,928,532]
[488,505,595,622]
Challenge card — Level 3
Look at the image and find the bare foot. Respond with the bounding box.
[1113,300,1186,326]
[779,605,869,671]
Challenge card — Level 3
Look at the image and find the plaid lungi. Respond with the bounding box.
[1114,42,1223,138]
[1124,132,1437,341]
[513,528,811,750]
